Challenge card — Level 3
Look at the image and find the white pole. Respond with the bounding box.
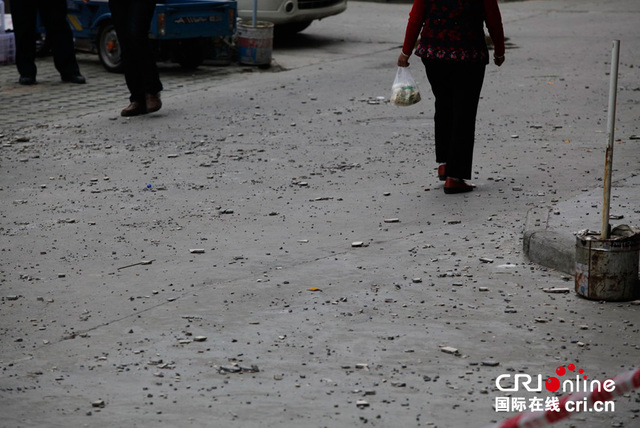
[0,1,5,33]
[252,0,257,27]
[601,40,620,240]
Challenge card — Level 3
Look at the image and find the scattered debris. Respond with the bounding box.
[542,287,571,294]
[218,365,259,374]
[356,399,370,408]
[91,400,105,408]
[440,346,460,356]
[117,260,155,270]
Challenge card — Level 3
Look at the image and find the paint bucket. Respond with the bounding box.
[575,230,640,301]
[237,20,273,66]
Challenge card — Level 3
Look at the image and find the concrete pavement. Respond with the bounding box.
[1,1,639,427]
[524,173,640,276]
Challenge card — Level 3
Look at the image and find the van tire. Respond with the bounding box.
[98,22,124,73]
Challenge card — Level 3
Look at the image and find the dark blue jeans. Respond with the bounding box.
[423,59,486,180]
[109,0,163,103]
[10,0,80,78]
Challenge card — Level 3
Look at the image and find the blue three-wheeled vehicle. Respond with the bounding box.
[63,0,236,72]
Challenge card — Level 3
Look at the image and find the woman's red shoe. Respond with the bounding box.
[443,178,474,194]
[437,164,447,181]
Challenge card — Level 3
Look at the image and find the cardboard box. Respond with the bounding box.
[0,32,15,65]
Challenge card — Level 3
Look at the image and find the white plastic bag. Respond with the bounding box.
[390,66,421,106]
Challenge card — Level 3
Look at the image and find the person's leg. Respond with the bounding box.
[108,0,141,115]
[109,0,142,103]
[130,0,163,112]
[10,0,38,80]
[110,0,162,103]
[423,59,454,166]
[131,0,162,97]
[446,62,486,180]
[37,0,81,79]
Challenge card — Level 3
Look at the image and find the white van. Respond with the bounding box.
[237,0,347,35]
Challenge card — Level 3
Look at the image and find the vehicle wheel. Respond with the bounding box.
[274,21,312,37]
[175,39,205,70]
[98,22,124,73]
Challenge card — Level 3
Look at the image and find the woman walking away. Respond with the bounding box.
[397,0,505,194]
[109,0,163,117]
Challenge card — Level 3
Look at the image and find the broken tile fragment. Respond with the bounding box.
[440,346,459,355]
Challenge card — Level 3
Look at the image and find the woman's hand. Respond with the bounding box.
[397,53,410,67]
[494,54,505,66]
